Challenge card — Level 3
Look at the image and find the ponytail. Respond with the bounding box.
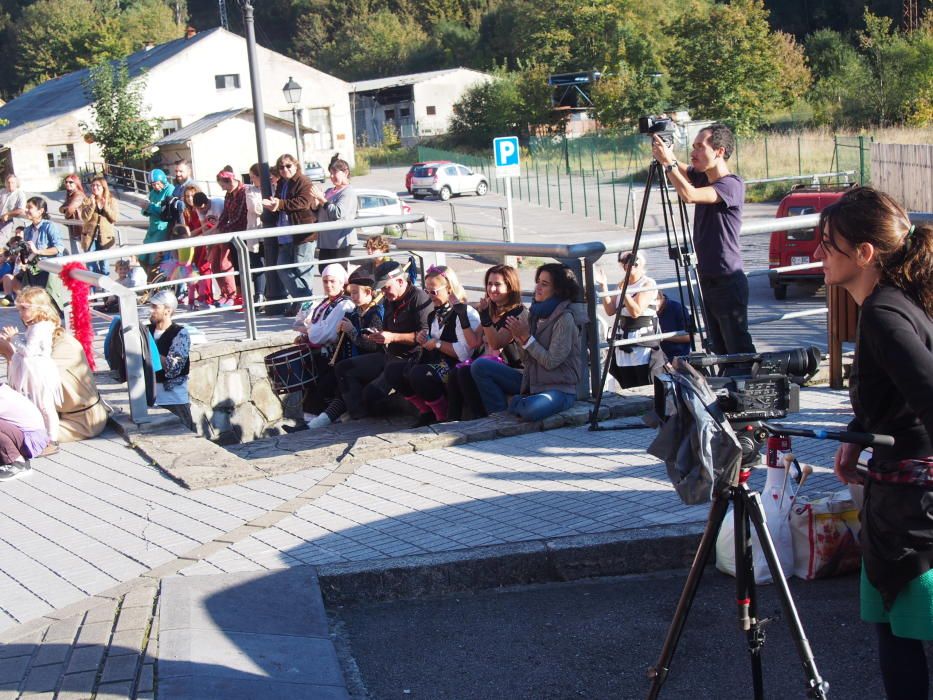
[882,221,933,318]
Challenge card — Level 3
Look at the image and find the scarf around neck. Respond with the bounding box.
[530,296,561,321]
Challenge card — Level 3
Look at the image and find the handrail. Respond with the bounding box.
[42,207,933,424]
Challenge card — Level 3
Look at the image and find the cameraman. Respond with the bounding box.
[651,124,756,356]
[815,188,933,699]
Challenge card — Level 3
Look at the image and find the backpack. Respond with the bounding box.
[159,196,181,224]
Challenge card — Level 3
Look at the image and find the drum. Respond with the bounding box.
[264,345,318,395]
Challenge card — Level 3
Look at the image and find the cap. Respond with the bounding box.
[374,261,406,288]
[347,269,375,288]
[321,263,348,283]
[149,289,178,312]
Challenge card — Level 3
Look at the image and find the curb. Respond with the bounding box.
[317,522,706,605]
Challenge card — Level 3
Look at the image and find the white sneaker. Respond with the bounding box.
[302,412,317,424]
[307,413,333,429]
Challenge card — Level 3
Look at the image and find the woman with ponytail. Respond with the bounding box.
[814,186,933,699]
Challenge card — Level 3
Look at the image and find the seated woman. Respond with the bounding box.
[472,263,585,422]
[449,264,527,420]
[0,383,51,480]
[148,290,193,430]
[595,250,662,388]
[0,287,108,443]
[292,264,354,425]
[384,265,480,427]
[307,269,386,428]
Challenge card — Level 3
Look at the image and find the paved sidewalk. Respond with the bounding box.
[0,386,851,699]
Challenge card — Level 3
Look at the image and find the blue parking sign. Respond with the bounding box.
[493,136,520,177]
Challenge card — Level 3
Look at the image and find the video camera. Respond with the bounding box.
[5,238,33,265]
[683,347,821,422]
[639,115,676,147]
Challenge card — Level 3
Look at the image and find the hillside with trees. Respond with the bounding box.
[0,0,929,140]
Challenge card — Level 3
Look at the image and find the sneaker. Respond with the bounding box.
[0,461,31,480]
[219,296,235,307]
[188,301,199,312]
[307,413,333,429]
[39,442,59,457]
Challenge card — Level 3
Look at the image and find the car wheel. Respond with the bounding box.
[439,186,452,201]
[773,284,787,301]
[476,181,488,196]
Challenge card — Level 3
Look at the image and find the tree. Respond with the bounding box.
[666,0,811,134]
[317,9,427,80]
[449,75,521,149]
[81,60,159,165]
[805,29,870,126]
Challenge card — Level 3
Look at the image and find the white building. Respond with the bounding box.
[351,68,493,146]
[0,28,354,192]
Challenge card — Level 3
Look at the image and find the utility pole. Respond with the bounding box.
[239,0,271,197]
[219,0,229,30]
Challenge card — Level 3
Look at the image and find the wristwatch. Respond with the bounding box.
[665,160,678,173]
[434,339,442,350]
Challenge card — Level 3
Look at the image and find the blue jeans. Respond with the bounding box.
[276,240,316,300]
[508,390,576,422]
[86,239,110,277]
[470,358,522,414]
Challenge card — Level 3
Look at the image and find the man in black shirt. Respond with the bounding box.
[334,261,432,418]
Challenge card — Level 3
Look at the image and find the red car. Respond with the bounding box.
[405,160,450,194]
[768,185,854,299]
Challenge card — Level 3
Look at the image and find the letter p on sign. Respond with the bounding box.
[493,136,520,178]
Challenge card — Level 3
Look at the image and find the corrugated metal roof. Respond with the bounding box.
[154,108,316,146]
[351,68,489,93]
[0,28,223,141]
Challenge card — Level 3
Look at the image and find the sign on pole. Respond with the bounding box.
[493,136,521,178]
[493,137,519,247]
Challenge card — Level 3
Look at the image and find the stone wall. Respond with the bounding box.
[186,331,303,444]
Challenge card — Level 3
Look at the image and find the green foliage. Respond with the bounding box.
[4,0,182,96]
[381,122,401,148]
[667,0,811,134]
[317,9,428,81]
[80,60,159,165]
[449,73,521,148]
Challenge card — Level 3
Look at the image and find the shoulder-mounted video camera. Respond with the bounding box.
[658,347,821,424]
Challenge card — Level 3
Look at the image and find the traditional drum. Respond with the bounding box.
[264,345,318,395]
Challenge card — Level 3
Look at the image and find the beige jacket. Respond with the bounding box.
[79,195,119,250]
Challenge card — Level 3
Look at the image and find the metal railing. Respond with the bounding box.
[42,209,933,425]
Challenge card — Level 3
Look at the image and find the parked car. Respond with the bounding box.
[768,184,854,300]
[410,162,488,201]
[355,188,412,235]
[304,161,326,182]
[405,160,449,193]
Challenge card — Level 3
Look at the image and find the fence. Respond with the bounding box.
[81,162,225,197]
[871,142,933,212]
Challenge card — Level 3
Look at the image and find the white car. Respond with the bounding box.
[410,162,489,201]
[355,188,412,235]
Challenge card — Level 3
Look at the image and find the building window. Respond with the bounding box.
[46,144,76,175]
[400,107,410,118]
[426,105,437,116]
[215,74,240,90]
[384,109,396,121]
[307,107,333,150]
[160,119,181,137]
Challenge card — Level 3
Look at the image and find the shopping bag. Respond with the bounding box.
[790,490,861,580]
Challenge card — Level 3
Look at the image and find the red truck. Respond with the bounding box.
[767,185,854,300]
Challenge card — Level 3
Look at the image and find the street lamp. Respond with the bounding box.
[282,76,303,167]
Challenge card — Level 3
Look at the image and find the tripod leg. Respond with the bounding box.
[646,494,731,699]
[589,161,661,430]
[743,488,829,699]
[734,489,766,700]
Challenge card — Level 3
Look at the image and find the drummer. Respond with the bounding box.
[292,263,354,425]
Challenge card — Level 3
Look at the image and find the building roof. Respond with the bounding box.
[351,68,490,93]
[0,29,222,142]
[154,108,316,146]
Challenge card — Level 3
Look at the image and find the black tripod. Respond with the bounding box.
[588,159,708,431]
[646,424,895,699]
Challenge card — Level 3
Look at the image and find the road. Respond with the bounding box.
[332,568,923,700]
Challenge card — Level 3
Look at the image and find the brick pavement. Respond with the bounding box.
[0,387,852,698]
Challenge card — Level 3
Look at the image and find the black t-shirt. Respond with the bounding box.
[383,284,432,357]
[850,285,933,465]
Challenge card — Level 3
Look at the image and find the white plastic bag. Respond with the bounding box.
[790,490,861,580]
[715,463,796,584]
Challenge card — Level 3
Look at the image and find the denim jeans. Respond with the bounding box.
[470,358,523,414]
[276,240,315,300]
[508,390,576,422]
[86,239,110,276]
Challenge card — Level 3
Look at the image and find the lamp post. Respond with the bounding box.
[240,0,272,197]
[283,76,303,168]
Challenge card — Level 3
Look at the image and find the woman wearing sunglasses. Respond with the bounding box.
[384,265,481,427]
[261,154,316,316]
